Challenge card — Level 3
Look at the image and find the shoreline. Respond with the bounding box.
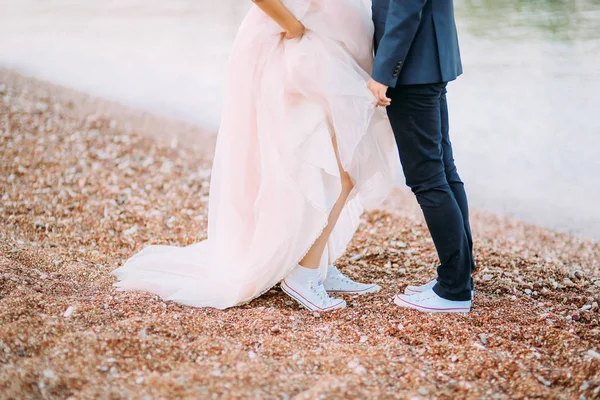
[1,70,599,398]
[0,68,217,157]
[3,67,599,244]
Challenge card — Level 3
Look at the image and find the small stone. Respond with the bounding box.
[123,226,138,235]
[312,312,321,318]
[397,323,405,330]
[264,316,277,321]
[472,342,486,350]
[479,334,488,345]
[63,306,75,317]
[34,221,46,229]
[349,254,364,262]
[347,360,359,369]
[524,289,532,295]
[418,388,429,396]
[211,369,222,377]
[536,375,552,387]
[563,278,576,288]
[572,313,581,321]
[35,102,49,112]
[43,369,56,379]
[580,381,590,391]
[354,365,366,374]
[581,304,592,311]
[360,335,369,343]
[482,274,494,281]
[248,351,257,360]
[587,349,600,360]
[570,270,584,280]
[138,329,148,339]
[270,325,281,333]
[98,365,109,372]
[136,377,144,384]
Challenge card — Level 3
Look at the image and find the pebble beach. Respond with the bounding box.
[1,69,600,399]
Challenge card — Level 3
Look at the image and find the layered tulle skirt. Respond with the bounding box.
[112,0,402,309]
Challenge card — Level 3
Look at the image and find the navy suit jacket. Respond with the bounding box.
[372,0,463,87]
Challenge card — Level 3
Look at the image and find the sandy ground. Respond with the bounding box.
[1,70,600,399]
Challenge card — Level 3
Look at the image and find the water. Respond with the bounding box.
[451,0,600,239]
[0,0,599,239]
[0,0,251,130]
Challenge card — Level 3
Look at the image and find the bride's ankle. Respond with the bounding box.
[286,264,321,284]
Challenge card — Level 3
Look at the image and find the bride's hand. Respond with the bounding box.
[252,0,305,40]
[284,20,305,39]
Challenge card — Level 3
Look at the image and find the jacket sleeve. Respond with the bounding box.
[372,0,427,87]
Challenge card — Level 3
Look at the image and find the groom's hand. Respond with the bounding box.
[368,78,391,107]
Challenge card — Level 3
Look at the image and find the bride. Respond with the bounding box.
[113,0,402,312]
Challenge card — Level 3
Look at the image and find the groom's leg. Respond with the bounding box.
[440,88,476,279]
[387,83,472,301]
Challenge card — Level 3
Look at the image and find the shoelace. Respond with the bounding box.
[413,291,436,302]
[309,280,334,305]
[329,266,354,285]
[333,274,354,284]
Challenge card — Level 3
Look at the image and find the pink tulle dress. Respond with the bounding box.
[113,0,402,308]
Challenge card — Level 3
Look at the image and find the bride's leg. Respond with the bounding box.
[300,134,354,269]
[282,127,379,311]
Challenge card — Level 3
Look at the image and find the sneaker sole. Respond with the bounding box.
[281,281,346,312]
[394,295,471,314]
[327,284,382,295]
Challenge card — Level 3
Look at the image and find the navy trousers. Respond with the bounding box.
[386,83,474,301]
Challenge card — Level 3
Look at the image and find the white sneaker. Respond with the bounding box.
[324,265,381,295]
[281,278,346,312]
[404,278,437,295]
[405,279,475,298]
[394,288,471,313]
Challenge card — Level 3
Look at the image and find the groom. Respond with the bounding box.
[368,0,475,313]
